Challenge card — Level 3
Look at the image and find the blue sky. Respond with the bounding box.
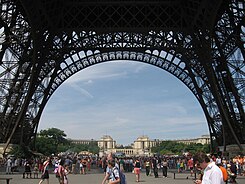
[38,60,209,146]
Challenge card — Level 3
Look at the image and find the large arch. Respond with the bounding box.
[0,0,244,154]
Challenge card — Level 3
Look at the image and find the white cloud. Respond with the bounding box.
[85,80,93,85]
[133,64,147,73]
[68,83,94,99]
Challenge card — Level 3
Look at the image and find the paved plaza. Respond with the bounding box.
[0,170,245,184]
[0,172,196,184]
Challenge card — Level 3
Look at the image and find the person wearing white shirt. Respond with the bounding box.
[6,158,12,174]
[216,156,222,165]
[101,153,119,184]
[193,152,224,184]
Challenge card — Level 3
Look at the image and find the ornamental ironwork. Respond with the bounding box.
[0,0,244,153]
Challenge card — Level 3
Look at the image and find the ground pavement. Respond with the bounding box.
[0,172,196,184]
[0,170,245,184]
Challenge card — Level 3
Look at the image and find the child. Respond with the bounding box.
[33,163,39,178]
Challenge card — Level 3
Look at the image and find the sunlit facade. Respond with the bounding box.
[70,134,210,157]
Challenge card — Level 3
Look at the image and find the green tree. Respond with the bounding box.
[34,136,57,156]
[67,142,99,154]
[36,127,68,155]
[33,128,100,156]
[151,141,210,155]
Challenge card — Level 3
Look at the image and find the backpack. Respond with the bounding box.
[55,165,64,178]
[54,167,60,178]
[112,168,127,184]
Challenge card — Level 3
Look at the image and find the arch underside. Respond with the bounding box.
[0,0,244,151]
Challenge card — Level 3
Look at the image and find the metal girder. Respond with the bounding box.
[0,0,244,153]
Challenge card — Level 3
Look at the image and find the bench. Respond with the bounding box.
[172,172,197,179]
[0,177,12,184]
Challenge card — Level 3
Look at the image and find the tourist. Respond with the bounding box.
[64,164,70,184]
[217,163,228,183]
[23,160,32,178]
[71,157,77,174]
[227,161,237,183]
[242,156,245,176]
[133,158,141,182]
[177,159,181,173]
[119,158,125,172]
[38,157,51,184]
[179,159,184,172]
[56,158,65,184]
[145,158,151,176]
[152,157,159,178]
[101,153,119,184]
[107,159,120,184]
[161,158,168,178]
[81,158,87,174]
[5,157,12,174]
[193,152,224,184]
[188,158,194,177]
[79,158,83,174]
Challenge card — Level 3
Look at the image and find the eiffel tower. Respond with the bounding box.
[0,0,244,154]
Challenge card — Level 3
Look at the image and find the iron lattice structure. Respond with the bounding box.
[0,0,244,152]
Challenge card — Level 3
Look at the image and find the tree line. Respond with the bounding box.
[9,127,210,158]
[9,127,99,158]
[151,140,210,155]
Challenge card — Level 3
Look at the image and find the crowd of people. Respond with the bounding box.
[0,153,245,183]
[191,153,245,184]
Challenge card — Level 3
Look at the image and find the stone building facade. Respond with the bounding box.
[175,135,210,145]
[70,134,211,157]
